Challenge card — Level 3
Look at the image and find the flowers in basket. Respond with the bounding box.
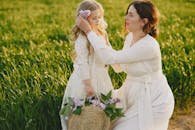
[60,91,124,121]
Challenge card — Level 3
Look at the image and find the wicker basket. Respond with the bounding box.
[68,105,110,130]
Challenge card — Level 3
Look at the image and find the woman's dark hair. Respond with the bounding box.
[126,0,160,38]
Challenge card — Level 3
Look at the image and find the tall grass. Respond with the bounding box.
[0,0,194,129]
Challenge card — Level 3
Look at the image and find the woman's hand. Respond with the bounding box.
[76,16,92,34]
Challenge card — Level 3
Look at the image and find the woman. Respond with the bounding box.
[76,0,174,130]
[60,0,114,130]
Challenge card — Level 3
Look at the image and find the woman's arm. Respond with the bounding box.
[87,32,160,64]
[111,64,123,73]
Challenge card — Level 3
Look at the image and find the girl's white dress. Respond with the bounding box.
[86,32,175,130]
[60,34,113,130]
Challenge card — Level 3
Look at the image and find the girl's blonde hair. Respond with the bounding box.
[72,0,107,39]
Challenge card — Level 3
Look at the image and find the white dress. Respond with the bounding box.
[86,32,175,130]
[60,34,113,130]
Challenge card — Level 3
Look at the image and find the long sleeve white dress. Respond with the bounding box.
[60,34,113,130]
[86,32,175,130]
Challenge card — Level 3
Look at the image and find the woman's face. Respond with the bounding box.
[125,5,144,32]
[88,9,103,28]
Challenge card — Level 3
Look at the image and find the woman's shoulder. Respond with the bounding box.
[145,34,159,47]
[144,35,161,55]
[123,32,132,49]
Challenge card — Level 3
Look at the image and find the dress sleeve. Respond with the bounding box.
[75,34,90,80]
[111,64,123,73]
[87,32,160,64]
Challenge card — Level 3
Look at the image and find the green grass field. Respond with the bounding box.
[0,0,194,129]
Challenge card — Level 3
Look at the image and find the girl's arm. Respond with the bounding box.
[75,34,90,80]
[75,34,94,95]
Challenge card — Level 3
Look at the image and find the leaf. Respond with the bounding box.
[68,97,74,106]
[73,106,82,115]
[85,100,91,106]
[101,93,108,101]
[106,91,112,99]
[104,108,113,116]
[59,108,65,115]
[115,108,124,117]
[110,115,116,121]
[60,105,72,117]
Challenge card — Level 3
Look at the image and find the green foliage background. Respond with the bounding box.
[0,0,194,129]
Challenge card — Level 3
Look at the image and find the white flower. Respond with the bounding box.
[99,103,106,110]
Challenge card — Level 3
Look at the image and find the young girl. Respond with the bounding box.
[60,0,113,129]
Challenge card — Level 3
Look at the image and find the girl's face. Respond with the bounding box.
[88,9,103,28]
[125,5,145,32]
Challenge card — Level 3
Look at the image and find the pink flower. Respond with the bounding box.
[91,99,100,106]
[72,97,84,107]
[79,10,91,19]
[109,98,120,104]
